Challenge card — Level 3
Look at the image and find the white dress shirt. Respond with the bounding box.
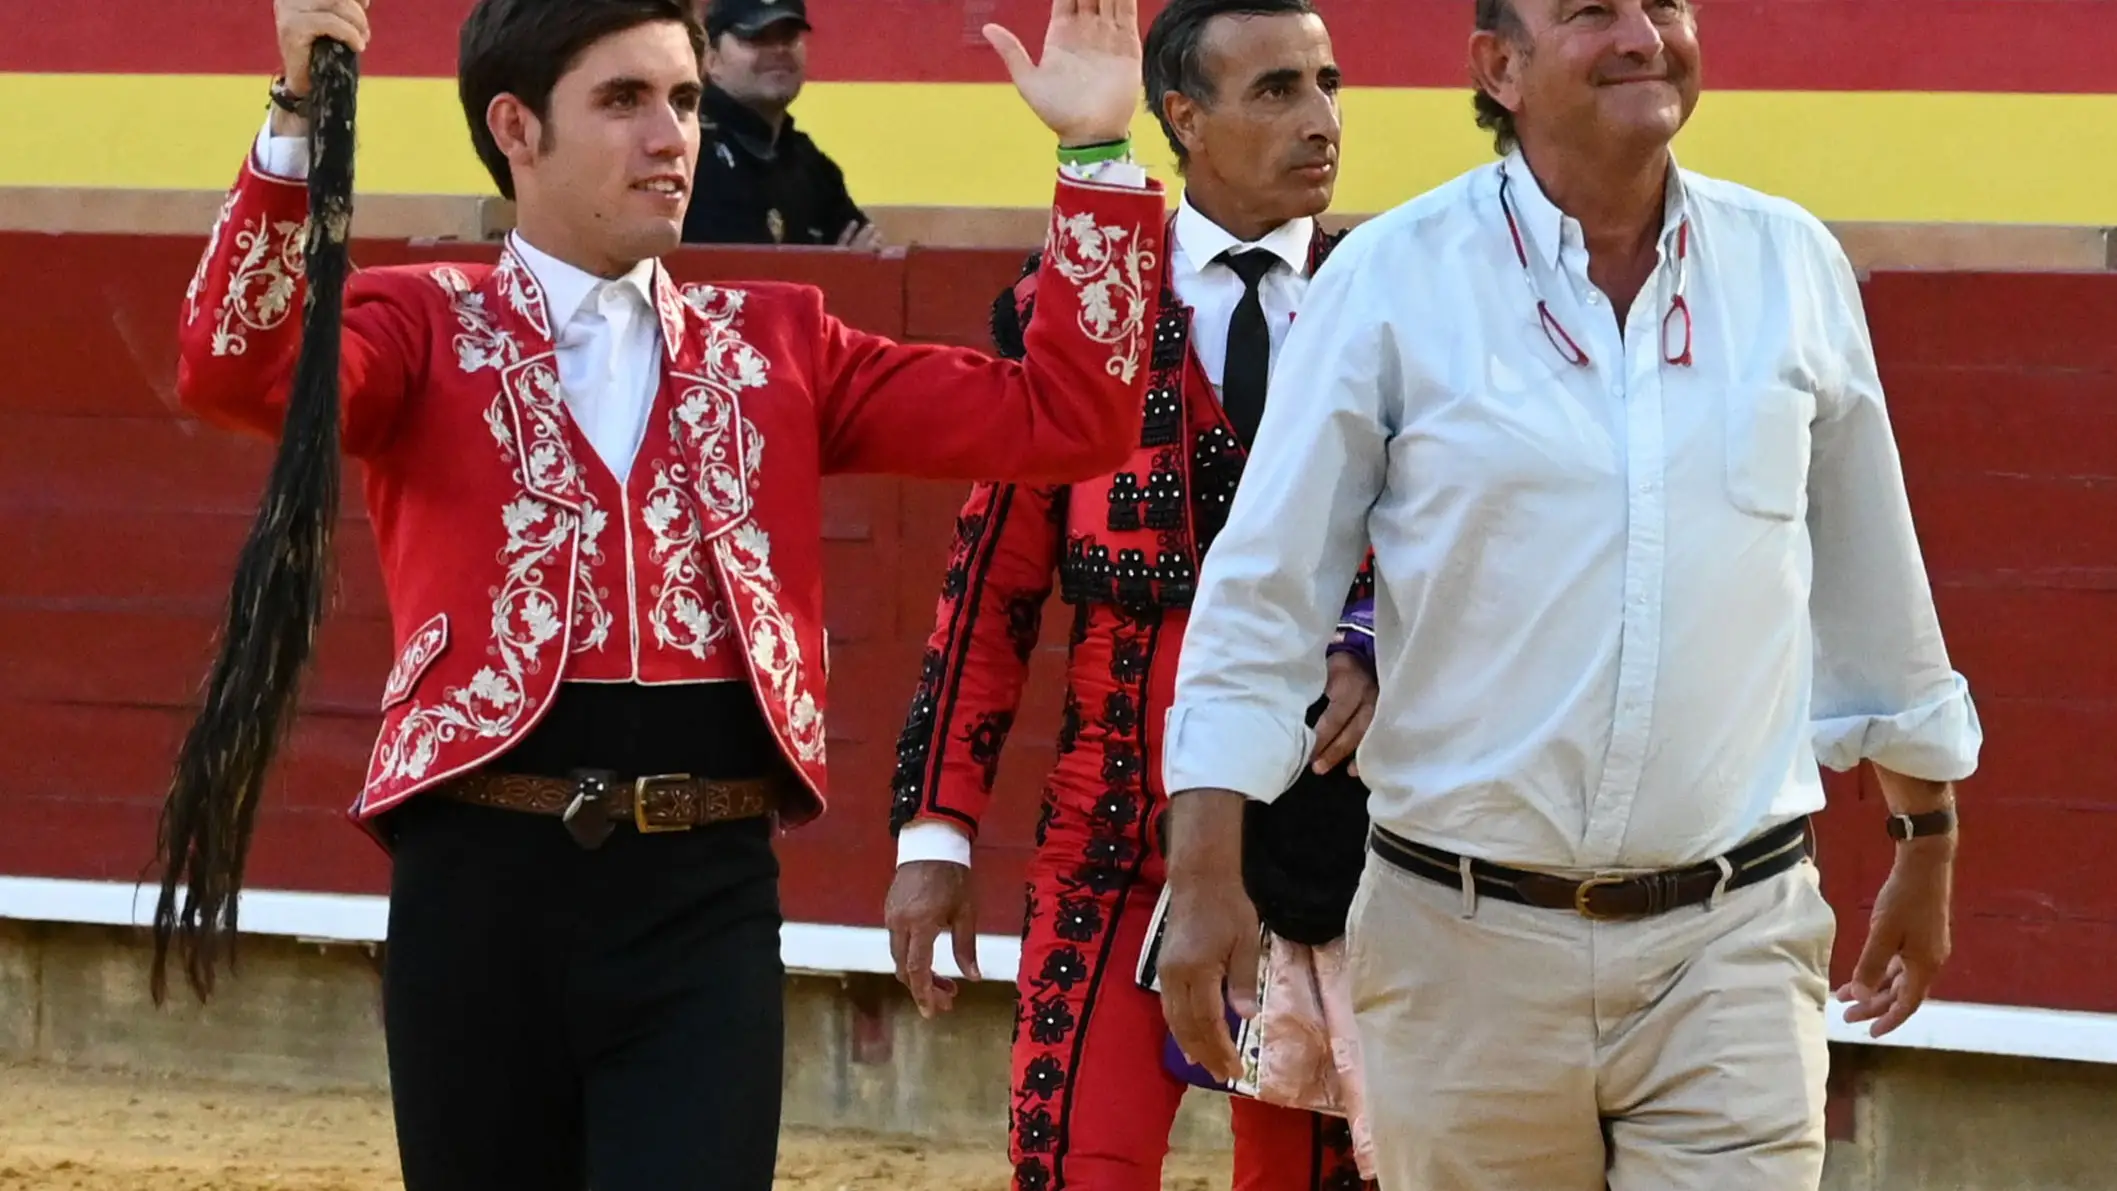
[1161,152,1981,872]
[896,196,1317,868]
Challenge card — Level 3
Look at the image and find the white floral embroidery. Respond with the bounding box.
[209,212,310,358]
[370,491,571,784]
[716,524,824,764]
[185,189,241,326]
[570,502,613,654]
[640,461,733,658]
[1046,207,1155,384]
[494,249,552,340]
[369,277,594,786]
[381,615,449,707]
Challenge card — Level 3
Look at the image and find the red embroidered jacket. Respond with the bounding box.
[176,152,1166,828]
[889,224,1372,839]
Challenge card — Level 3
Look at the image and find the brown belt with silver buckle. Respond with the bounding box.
[1368,816,1813,921]
[431,769,783,848]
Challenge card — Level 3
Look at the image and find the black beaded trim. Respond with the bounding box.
[1060,540,1201,611]
[1106,472,1143,532]
[1190,424,1246,557]
[1149,306,1188,372]
[1140,382,1182,448]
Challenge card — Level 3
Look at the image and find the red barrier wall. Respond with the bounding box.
[1,231,2112,1013]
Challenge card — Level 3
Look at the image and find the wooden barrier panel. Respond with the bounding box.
[0,229,2113,1017]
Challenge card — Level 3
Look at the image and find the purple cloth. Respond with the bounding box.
[1161,1001,1245,1093]
[1326,595,1375,667]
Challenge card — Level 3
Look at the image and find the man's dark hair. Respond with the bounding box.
[1143,0,1318,168]
[1473,0,1524,155]
[458,0,707,200]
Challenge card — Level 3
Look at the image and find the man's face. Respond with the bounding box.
[1486,0,1701,154]
[509,20,704,270]
[1171,12,1342,221]
[707,22,809,110]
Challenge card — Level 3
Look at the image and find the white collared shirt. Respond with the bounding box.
[1161,152,1982,871]
[895,197,1318,868]
[1171,196,1316,393]
[506,235,662,482]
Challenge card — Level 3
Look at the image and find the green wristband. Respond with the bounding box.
[1057,137,1133,168]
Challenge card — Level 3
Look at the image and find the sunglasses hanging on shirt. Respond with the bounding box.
[1497,166,1693,369]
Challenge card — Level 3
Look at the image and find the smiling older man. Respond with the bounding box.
[1148,1,1981,1188]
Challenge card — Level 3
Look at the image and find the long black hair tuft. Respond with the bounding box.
[150,38,361,1006]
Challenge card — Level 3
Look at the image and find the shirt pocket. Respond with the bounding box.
[1724,382,1815,521]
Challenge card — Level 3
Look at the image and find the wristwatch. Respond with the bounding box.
[269,76,312,118]
[1886,807,1957,841]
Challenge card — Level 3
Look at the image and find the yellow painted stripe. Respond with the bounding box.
[5,74,2115,225]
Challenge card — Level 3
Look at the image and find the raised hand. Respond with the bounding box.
[983,0,1143,147]
[275,0,372,96]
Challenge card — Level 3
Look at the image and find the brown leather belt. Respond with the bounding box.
[431,769,783,849]
[1369,817,1812,920]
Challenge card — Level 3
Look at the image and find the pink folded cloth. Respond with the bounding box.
[1235,932,1376,1179]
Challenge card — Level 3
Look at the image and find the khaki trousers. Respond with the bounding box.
[1344,843,1833,1191]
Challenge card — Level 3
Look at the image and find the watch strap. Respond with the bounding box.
[269,76,312,118]
[1886,807,1957,841]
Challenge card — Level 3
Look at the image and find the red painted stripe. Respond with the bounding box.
[7,0,2116,93]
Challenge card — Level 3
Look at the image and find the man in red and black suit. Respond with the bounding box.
[884,3,1376,1188]
[176,0,1163,1187]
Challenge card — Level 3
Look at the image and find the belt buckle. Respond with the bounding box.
[632,774,694,834]
[1571,874,1632,921]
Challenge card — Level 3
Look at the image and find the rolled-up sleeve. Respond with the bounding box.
[1163,237,1396,801]
[1805,237,1982,781]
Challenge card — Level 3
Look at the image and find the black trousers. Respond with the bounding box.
[378,795,784,1191]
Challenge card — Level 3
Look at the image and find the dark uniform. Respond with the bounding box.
[682,83,869,246]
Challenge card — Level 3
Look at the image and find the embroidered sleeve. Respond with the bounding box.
[175,150,430,457]
[811,176,1165,485]
[890,479,1066,838]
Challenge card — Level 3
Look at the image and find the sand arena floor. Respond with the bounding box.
[0,1061,1233,1190]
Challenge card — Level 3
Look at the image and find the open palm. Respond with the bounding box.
[986,0,1143,147]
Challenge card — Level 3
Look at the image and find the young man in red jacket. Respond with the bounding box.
[177,0,1163,1187]
[883,2,1376,1188]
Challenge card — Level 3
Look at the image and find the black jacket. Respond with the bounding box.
[682,84,867,246]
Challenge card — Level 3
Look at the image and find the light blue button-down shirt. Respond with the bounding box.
[1162,152,1981,871]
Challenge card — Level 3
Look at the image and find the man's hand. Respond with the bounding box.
[1836,838,1953,1036]
[885,860,982,1018]
[1155,789,1260,1085]
[1309,651,1377,777]
[276,0,371,95]
[1837,768,1957,1037]
[983,0,1142,146]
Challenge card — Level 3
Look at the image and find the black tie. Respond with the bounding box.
[1217,248,1279,450]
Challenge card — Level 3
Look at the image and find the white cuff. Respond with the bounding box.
[1161,702,1311,804]
[253,116,311,181]
[1812,672,1983,783]
[1059,160,1150,190]
[896,819,974,867]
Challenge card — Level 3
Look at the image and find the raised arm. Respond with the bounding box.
[177,137,427,457]
[177,2,422,456]
[811,170,1163,484]
[811,0,1164,485]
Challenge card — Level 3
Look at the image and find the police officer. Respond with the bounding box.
[683,0,878,247]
